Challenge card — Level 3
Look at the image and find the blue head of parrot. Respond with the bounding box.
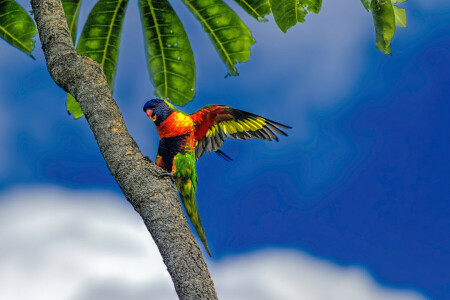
[143,99,173,125]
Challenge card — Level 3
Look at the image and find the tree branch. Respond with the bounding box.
[30,0,218,299]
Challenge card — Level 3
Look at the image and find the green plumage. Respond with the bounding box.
[173,151,211,256]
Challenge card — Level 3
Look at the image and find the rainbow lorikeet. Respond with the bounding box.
[143,99,291,256]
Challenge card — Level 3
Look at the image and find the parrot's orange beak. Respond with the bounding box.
[146,109,157,121]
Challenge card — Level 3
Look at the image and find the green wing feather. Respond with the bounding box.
[173,151,211,256]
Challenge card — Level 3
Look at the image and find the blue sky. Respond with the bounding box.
[0,0,449,299]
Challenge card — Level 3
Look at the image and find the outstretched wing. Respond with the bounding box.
[191,105,291,160]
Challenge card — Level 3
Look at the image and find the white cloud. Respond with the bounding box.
[212,252,426,300]
[0,187,427,300]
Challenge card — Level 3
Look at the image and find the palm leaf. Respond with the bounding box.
[392,5,406,28]
[77,0,129,90]
[233,0,271,22]
[181,0,255,76]
[370,0,396,54]
[302,0,322,14]
[270,0,322,33]
[66,94,84,119]
[61,0,83,44]
[0,0,37,58]
[361,0,407,54]
[139,0,196,106]
[67,0,129,118]
[360,0,378,11]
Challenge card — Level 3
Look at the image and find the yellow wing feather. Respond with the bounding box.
[193,107,291,161]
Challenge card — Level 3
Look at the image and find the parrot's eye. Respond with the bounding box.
[154,102,159,107]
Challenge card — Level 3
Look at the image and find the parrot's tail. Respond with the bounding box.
[176,179,212,257]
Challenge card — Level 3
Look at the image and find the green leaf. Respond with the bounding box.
[393,5,406,27]
[361,0,406,9]
[303,0,322,14]
[61,0,83,45]
[182,0,255,76]
[270,0,322,33]
[360,0,374,11]
[77,0,128,90]
[232,0,271,22]
[371,0,395,54]
[362,0,407,54]
[360,0,390,11]
[67,94,83,119]
[139,0,195,106]
[66,0,129,118]
[360,0,369,11]
[0,0,37,58]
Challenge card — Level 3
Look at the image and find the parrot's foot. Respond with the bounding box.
[158,171,174,182]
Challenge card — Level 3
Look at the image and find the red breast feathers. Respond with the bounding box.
[156,112,194,139]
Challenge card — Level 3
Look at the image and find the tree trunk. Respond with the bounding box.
[30,0,218,299]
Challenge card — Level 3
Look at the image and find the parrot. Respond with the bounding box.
[143,98,291,256]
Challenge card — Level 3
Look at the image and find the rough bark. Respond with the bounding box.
[30,0,218,299]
